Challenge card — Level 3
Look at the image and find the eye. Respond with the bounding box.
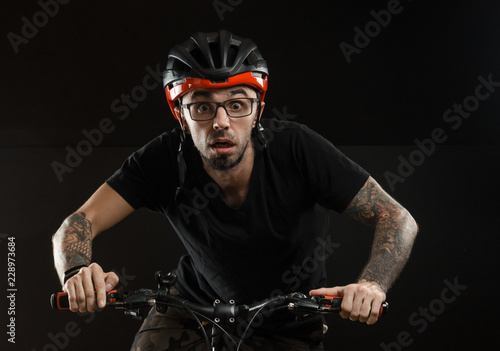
[194,102,214,113]
[228,100,246,110]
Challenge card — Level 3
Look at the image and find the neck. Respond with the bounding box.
[203,141,255,208]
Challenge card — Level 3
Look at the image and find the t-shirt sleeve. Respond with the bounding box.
[105,133,177,212]
[290,123,370,213]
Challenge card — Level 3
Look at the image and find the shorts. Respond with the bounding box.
[130,305,325,351]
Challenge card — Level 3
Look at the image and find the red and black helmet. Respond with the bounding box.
[163,30,269,120]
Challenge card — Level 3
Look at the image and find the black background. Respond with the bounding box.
[1,0,499,350]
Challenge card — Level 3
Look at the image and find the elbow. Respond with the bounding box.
[401,207,419,241]
[52,221,65,246]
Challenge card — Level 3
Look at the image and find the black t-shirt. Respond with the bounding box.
[106,119,369,308]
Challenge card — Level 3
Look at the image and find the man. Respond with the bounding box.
[53,30,418,350]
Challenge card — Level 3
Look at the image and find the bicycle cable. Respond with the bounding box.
[236,300,289,351]
[158,300,241,350]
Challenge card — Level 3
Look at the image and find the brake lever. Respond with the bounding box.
[114,289,157,310]
[316,295,389,316]
[286,293,324,319]
[315,295,342,312]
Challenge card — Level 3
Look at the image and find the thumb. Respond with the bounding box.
[103,271,119,292]
[310,286,345,297]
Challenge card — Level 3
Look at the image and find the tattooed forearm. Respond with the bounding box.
[344,177,418,292]
[52,212,93,283]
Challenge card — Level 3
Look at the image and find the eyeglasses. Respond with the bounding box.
[180,98,259,121]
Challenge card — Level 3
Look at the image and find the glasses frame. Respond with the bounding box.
[180,98,260,121]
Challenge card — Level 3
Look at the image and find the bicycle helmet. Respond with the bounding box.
[163,30,269,120]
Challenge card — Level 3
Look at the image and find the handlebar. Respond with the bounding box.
[51,272,388,350]
[51,288,388,321]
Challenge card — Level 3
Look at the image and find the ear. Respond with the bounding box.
[173,106,182,121]
[174,107,190,134]
[253,101,265,128]
[259,101,265,119]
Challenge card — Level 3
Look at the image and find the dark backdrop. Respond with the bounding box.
[1,1,499,350]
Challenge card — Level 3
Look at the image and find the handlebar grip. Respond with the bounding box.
[324,295,389,316]
[50,290,118,310]
[50,292,69,310]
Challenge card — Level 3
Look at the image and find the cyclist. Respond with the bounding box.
[52,30,418,350]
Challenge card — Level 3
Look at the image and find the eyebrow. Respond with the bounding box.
[228,88,250,97]
[189,90,212,100]
[189,88,251,101]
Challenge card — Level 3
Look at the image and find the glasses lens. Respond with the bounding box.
[224,98,253,117]
[190,102,216,121]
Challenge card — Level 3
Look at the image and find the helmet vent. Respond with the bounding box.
[245,51,258,65]
[225,44,239,67]
[190,47,209,69]
[171,59,191,74]
[208,42,222,68]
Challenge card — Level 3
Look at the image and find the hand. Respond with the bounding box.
[310,280,386,325]
[63,262,119,313]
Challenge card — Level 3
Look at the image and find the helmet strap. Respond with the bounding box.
[254,99,268,149]
[256,122,268,149]
[175,105,187,202]
[175,135,187,202]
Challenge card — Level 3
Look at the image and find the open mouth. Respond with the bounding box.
[210,138,235,148]
[211,141,234,148]
[210,139,236,155]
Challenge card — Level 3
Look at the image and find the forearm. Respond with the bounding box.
[344,177,418,292]
[311,178,416,324]
[358,208,418,292]
[52,212,93,285]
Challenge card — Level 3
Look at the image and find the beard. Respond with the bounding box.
[196,130,252,171]
[200,142,248,170]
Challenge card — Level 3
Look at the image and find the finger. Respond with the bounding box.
[348,299,363,322]
[358,298,373,323]
[64,278,79,313]
[80,267,97,312]
[349,287,368,322]
[309,286,344,297]
[104,271,119,292]
[89,264,106,309]
[72,273,87,313]
[366,296,385,325]
[339,286,356,320]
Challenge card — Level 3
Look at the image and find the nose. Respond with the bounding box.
[212,105,230,130]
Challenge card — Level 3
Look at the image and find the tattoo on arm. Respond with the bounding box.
[344,177,418,292]
[53,212,92,282]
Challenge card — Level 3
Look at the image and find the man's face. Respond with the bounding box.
[177,85,263,171]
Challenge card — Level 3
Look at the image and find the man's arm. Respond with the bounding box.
[311,176,418,324]
[52,183,134,312]
[52,212,93,283]
[345,176,418,291]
